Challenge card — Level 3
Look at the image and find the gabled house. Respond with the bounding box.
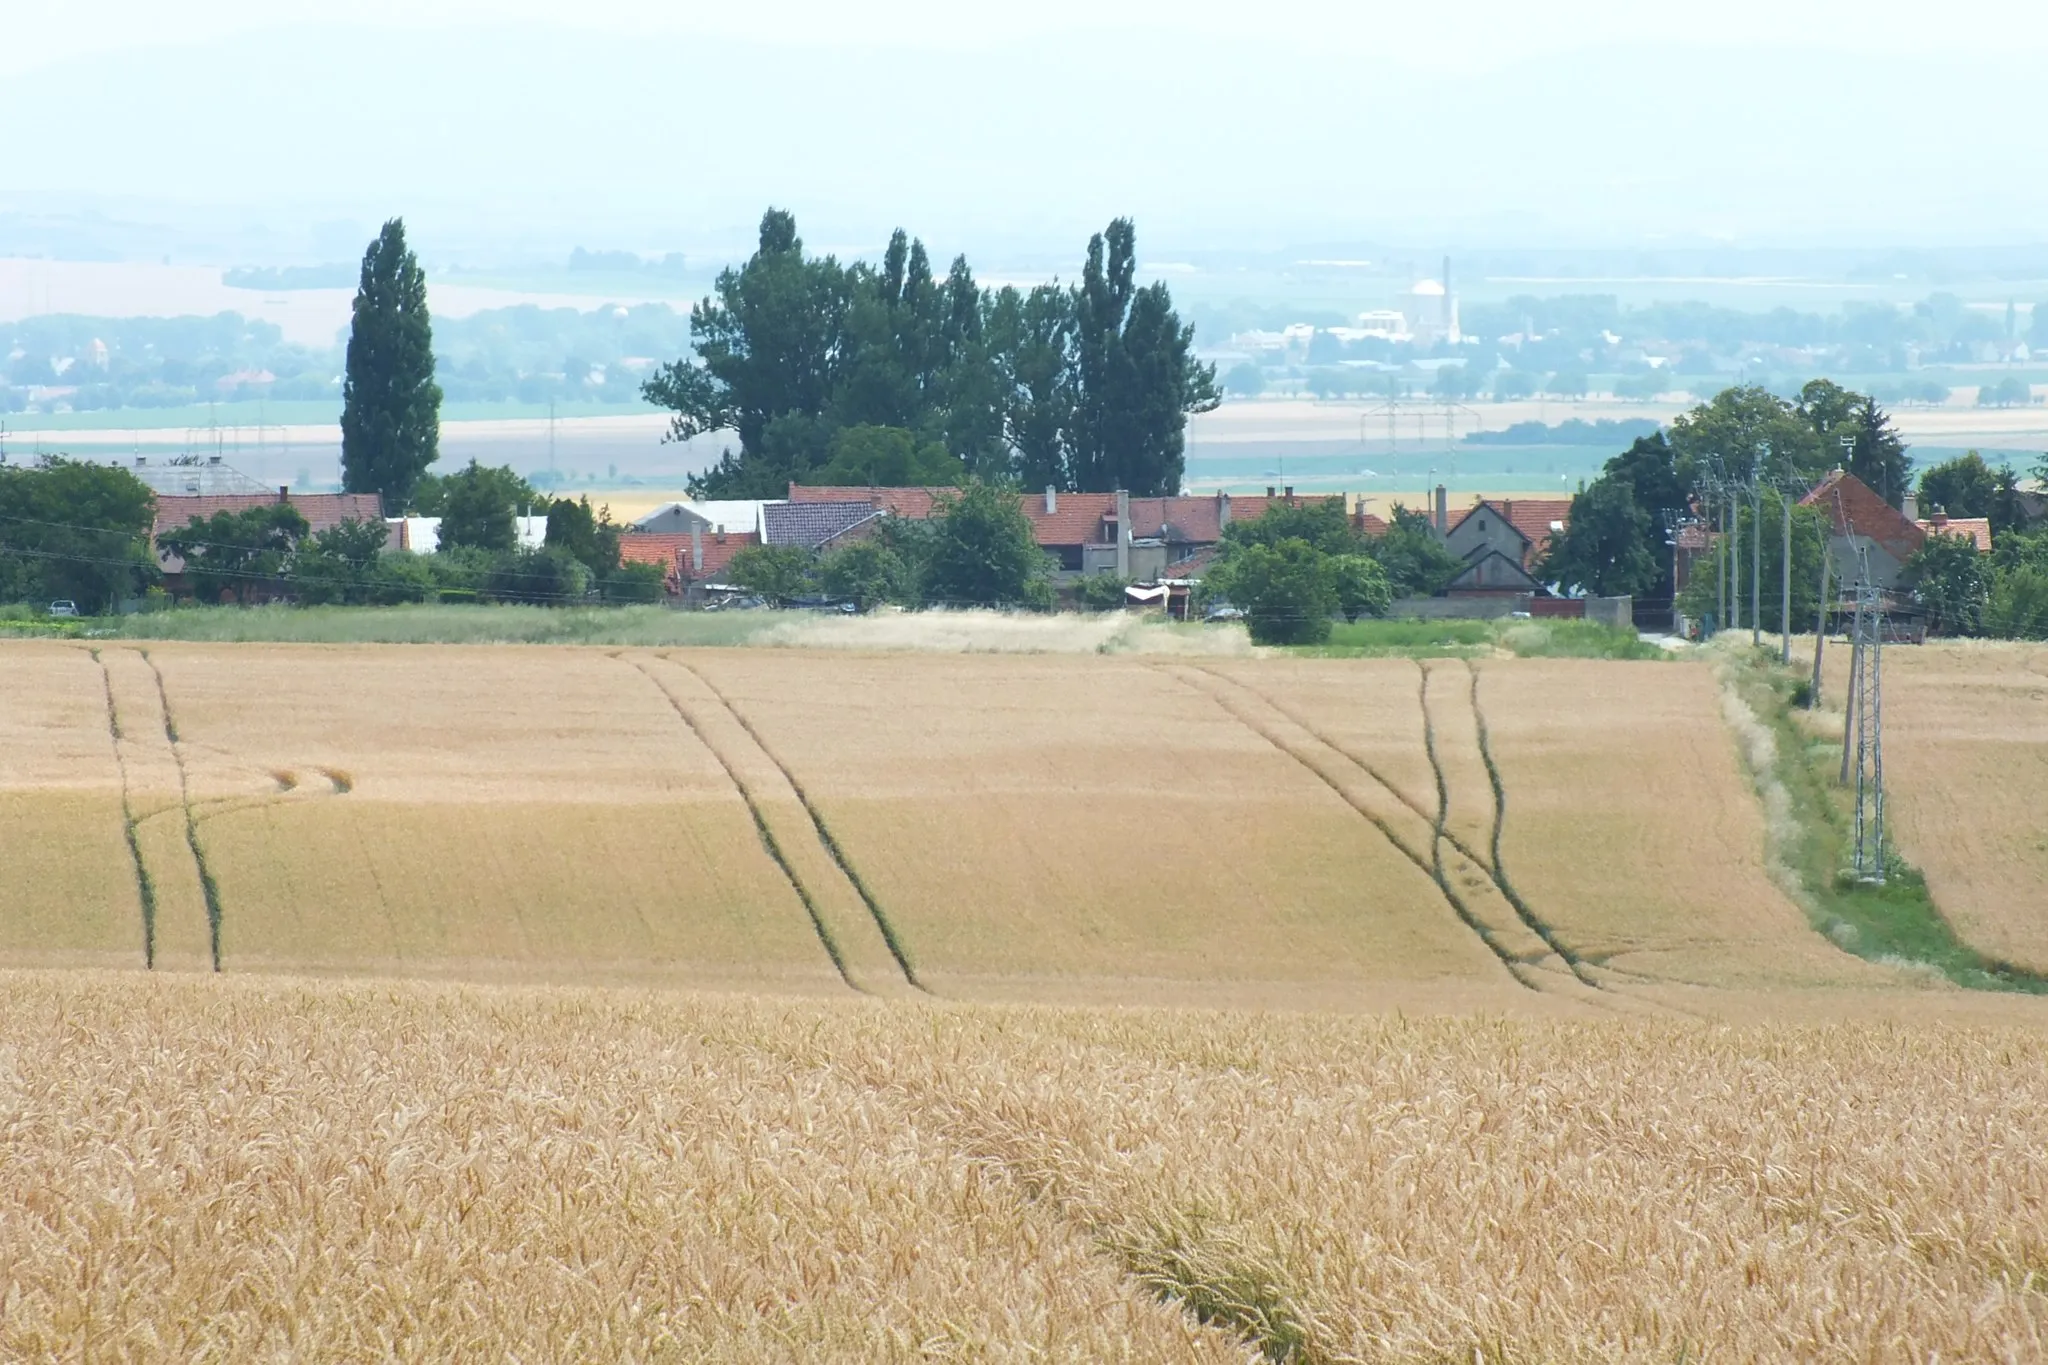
[617,527,760,601]
[1799,470,1926,589]
[630,500,771,536]
[1441,497,1572,595]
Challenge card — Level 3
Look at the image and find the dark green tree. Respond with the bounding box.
[1067,220,1219,494]
[1222,499,1359,556]
[1536,478,1658,597]
[485,548,589,604]
[1669,385,1821,485]
[341,219,442,509]
[811,425,964,487]
[1918,452,2002,521]
[818,539,909,610]
[988,283,1073,490]
[0,458,158,612]
[293,517,390,605]
[543,496,621,576]
[437,461,540,553]
[723,544,815,604]
[920,480,1052,608]
[643,209,851,498]
[1365,506,1465,597]
[1206,539,1338,645]
[601,560,668,603]
[1902,532,1988,636]
[1802,381,1911,506]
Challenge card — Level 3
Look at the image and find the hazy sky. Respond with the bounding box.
[9,1,2048,257]
[12,0,2048,72]
[15,0,2048,74]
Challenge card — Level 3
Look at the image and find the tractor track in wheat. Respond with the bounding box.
[667,654,927,996]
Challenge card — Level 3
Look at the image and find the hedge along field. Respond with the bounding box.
[1880,642,2048,974]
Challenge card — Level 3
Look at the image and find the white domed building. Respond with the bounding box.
[1405,267,1463,347]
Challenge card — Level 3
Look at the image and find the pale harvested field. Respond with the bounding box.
[0,638,1962,1011]
[1880,641,2048,974]
[5,972,2048,1362]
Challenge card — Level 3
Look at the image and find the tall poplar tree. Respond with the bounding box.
[341,219,442,509]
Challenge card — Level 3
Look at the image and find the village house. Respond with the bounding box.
[1799,469,1930,590]
[616,525,760,602]
[782,483,1379,586]
[1439,493,1574,596]
[152,487,385,595]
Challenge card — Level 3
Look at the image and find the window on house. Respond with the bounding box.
[1478,518,1487,532]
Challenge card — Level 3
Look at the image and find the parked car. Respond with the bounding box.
[1203,602,1246,623]
[47,600,80,618]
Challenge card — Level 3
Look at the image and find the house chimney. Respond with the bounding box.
[691,523,703,573]
[1902,491,1920,521]
[1266,485,1276,498]
[1931,507,1949,528]
[1115,489,1131,579]
[1434,484,1449,536]
[278,485,289,502]
[1045,485,1057,514]
[1217,491,1231,530]
[1283,485,1294,499]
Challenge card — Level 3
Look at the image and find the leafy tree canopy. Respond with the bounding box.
[810,425,963,488]
[0,457,158,612]
[724,544,816,604]
[1536,478,1659,598]
[437,461,545,553]
[644,209,1214,499]
[1366,506,1465,598]
[1903,532,1989,636]
[920,480,1053,608]
[341,219,442,510]
[1207,538,1340,645]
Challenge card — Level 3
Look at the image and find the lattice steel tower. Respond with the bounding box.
[1847,576,1887,883]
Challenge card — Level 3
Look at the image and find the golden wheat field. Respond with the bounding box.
[10,636,2048,1359]
[1876,641,2048,975]
[0,637,1991,1011]
[4,972,2048,1362]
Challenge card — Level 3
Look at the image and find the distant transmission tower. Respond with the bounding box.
[1845,564,1887,883]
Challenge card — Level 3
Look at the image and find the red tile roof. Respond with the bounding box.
[1800,470,1925,564]
[785,485,1370,550]
[617,529,759,588]
[1916,515,1992,553]
[151,491,384,540]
